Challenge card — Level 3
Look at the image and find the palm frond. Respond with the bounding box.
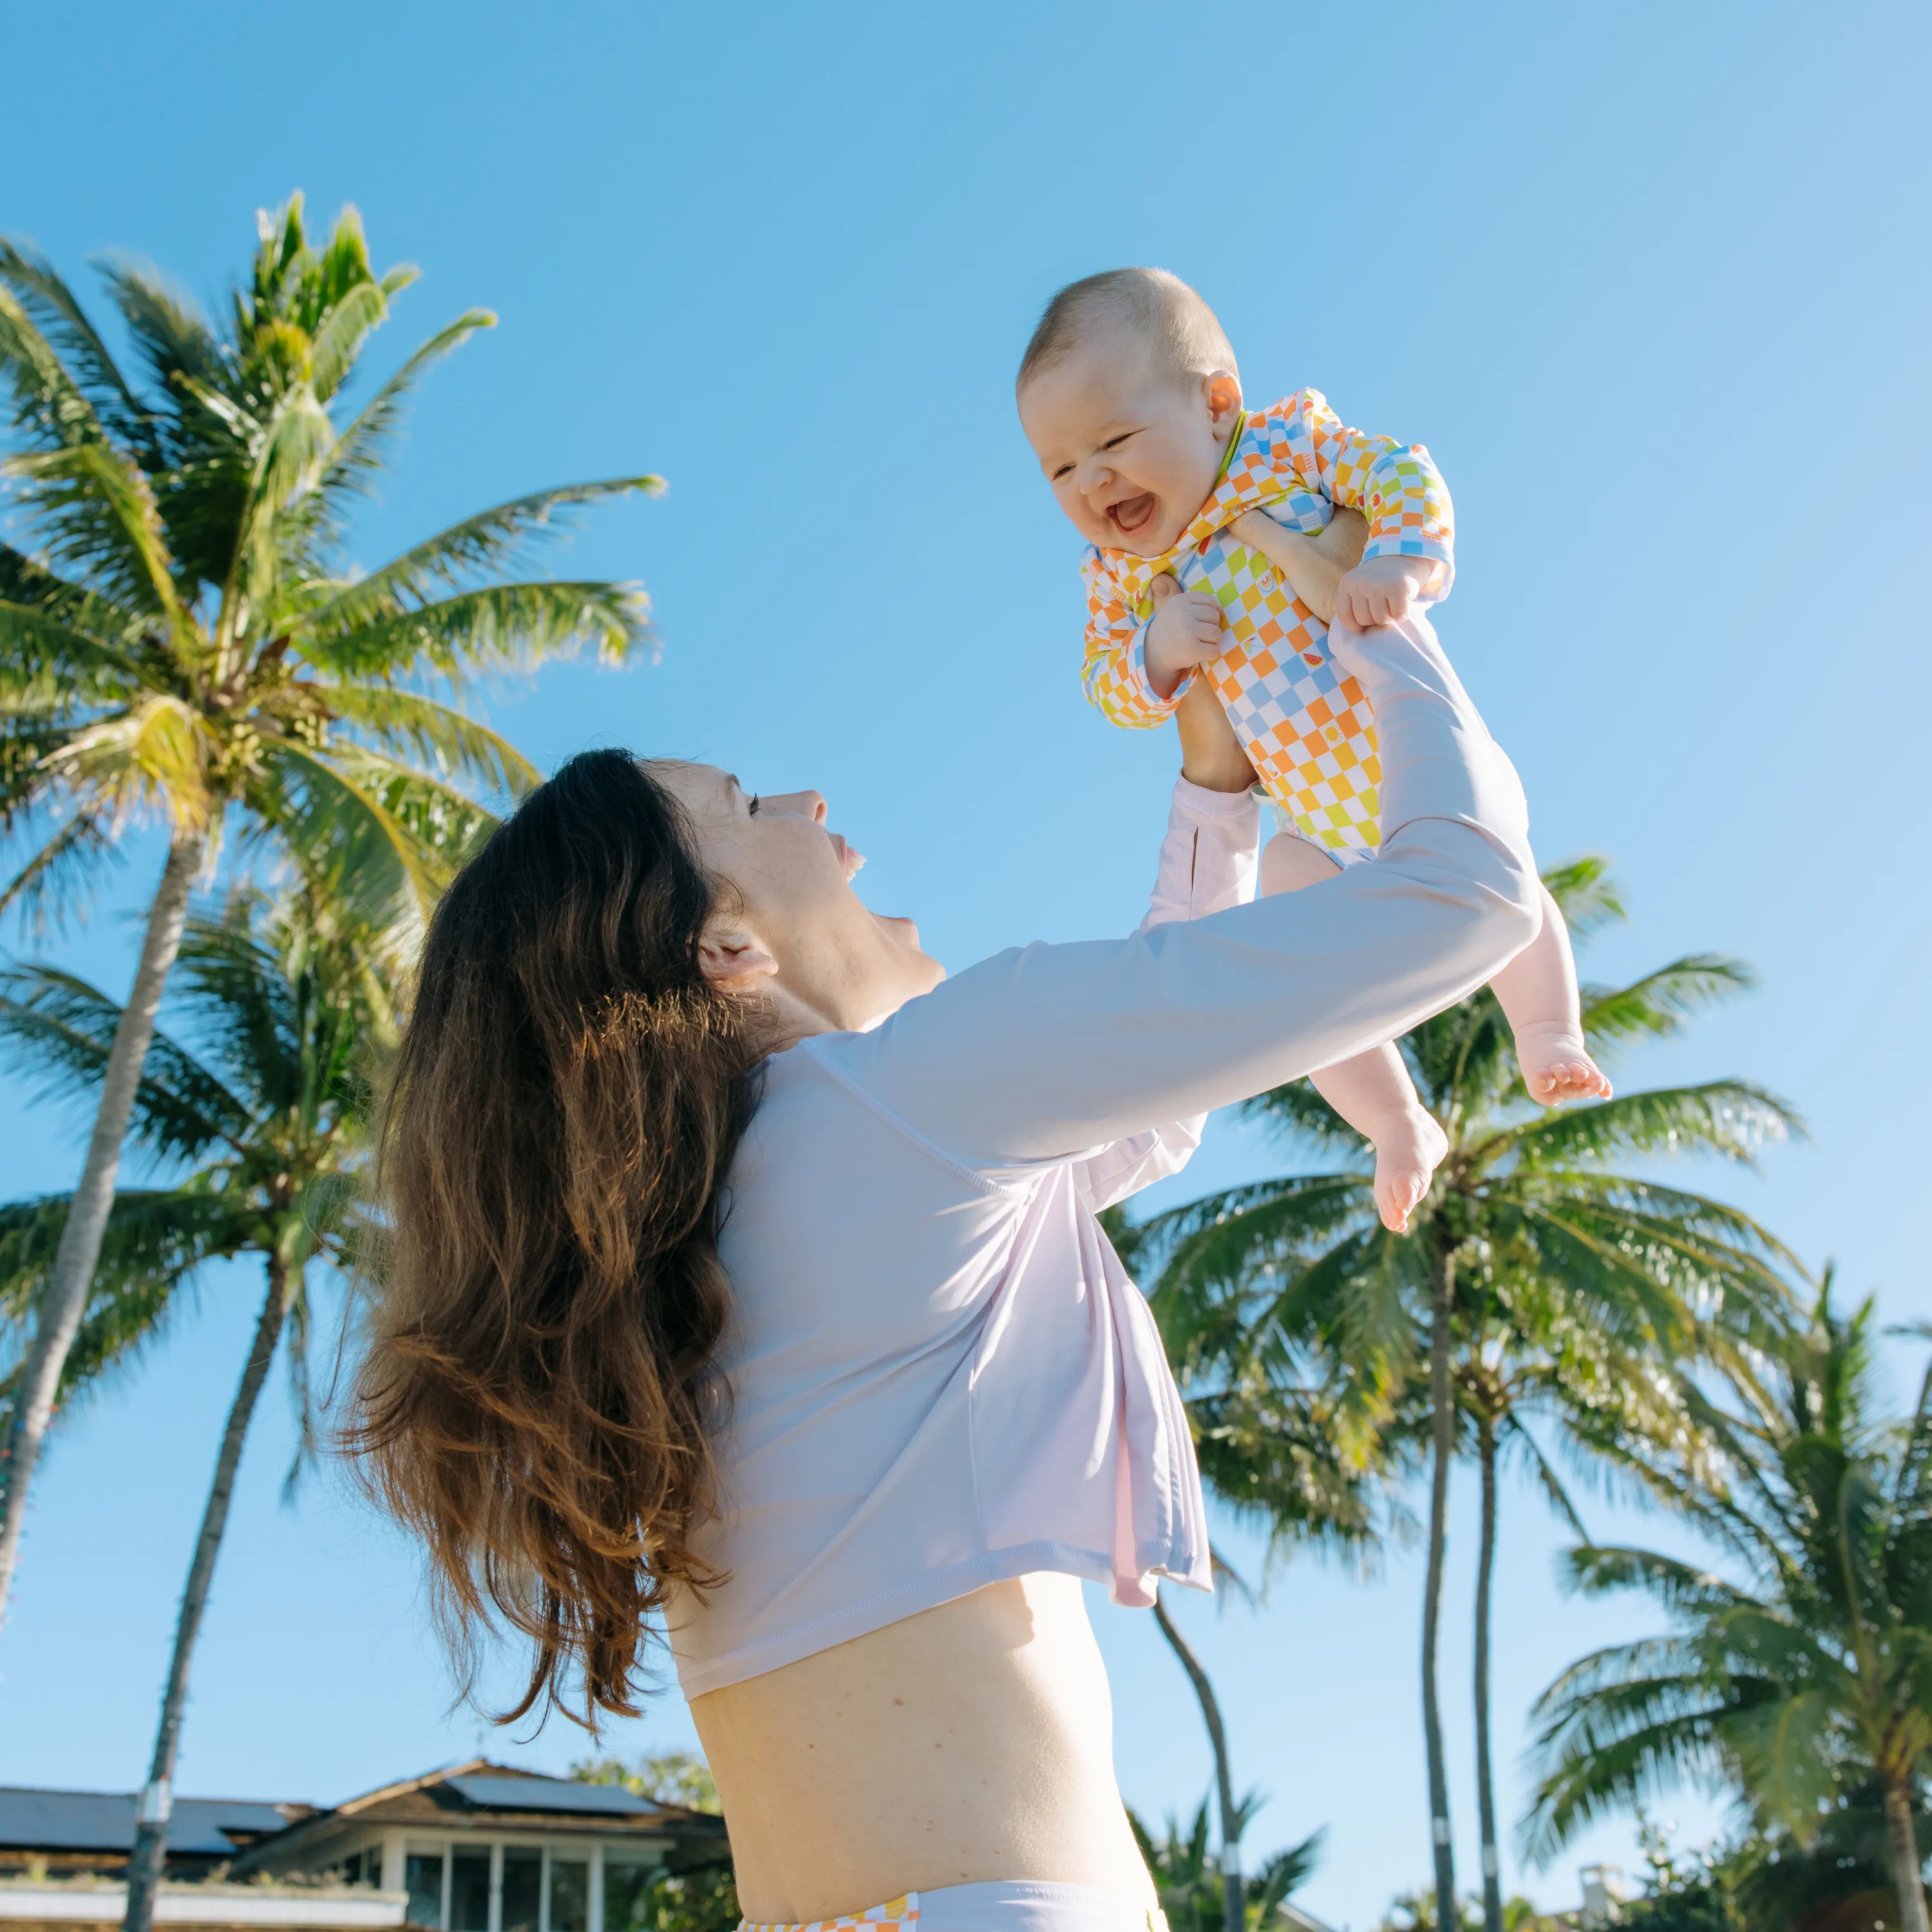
[319,685,540,799]
[308,277,391,402]
[302,478,662,615]
[0,960,255,1159]
[301,577,653,682]
[6,442,187,620]
[99,258,228,414]
[1540,854,1624,939]
[253,739,493,922]
[0,278,108,452]
[45,692,212,828]
[0,242,149,453]
[0,808,120,937]
[315,308,495,510]
[1582,955,1756,1048]
[0,1186,247,1417]
[1240,1075,1365,1152]
[1497,1081,1803,1170]
[0,598,148,704]
[167,912,303,1118]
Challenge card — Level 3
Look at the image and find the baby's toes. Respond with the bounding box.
[1375,1168,1428,1234]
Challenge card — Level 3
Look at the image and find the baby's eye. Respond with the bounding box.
[1102,431,1135,451]
[1051,463,1074,482]
[748,794,761,817]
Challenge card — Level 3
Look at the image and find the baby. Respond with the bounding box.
[1016,267,1609,1233]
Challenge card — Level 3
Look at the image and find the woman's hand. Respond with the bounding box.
[1229,506,1369,625]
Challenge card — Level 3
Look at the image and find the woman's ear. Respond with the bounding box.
[1205,371,1243,437]
[697,924,780,992]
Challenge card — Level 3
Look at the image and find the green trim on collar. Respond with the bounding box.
[1213,411,1249,486]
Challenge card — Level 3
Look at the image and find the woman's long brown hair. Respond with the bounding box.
[350,750,761,1727]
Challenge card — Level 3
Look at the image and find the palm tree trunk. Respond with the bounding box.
[122,1253,293,1932]
[1153,1592,1245,1932]
[1882,1774,1931,1932]
[0,826,207,1625]
[1422,1250,1458,1925]
[1473,1414,1502,1932]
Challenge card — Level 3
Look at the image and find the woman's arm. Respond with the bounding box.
[1229,504,1369,627]
[838,615,1540,1166]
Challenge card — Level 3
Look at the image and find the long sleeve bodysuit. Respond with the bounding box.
[1082,390,1455,864]
[665,618,1537,1699]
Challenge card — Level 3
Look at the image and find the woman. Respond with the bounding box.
[352,582,1538,1932]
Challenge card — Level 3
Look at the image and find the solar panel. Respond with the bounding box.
[442,1776,656,1817]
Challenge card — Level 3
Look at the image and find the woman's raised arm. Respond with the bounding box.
[835,615,1542,1168]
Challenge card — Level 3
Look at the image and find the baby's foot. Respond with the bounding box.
[1514,1021,1613,1106]
[1370,1106,1450,1234]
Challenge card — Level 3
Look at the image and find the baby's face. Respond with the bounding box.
[1019,330,1238,556]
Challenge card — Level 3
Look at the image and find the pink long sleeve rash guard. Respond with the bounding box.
[663,617,1539,1698]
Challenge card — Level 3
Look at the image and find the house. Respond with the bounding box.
[0,1763,729,1932]
[229,1761,729,1932]
[0,1790,310,1882]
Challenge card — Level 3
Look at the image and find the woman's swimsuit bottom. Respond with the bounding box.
[738,1884,1170,1932]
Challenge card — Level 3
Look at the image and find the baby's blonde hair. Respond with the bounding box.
[1017,267,1238,395]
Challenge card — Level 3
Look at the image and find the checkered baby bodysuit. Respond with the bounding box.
[1082,390,1454,864]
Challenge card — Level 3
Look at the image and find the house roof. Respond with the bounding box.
[0,1787,310,1859]
[229,1764,726,1874]
[437,1779,651,1819]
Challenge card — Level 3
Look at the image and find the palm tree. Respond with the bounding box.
[0,890,393,1932]
[1525,1283,1932,1932]
[1112,1204,1381,1932]
[1128,1799,1321,1932]
[0,195,659,1620]
[1152,1589,1250,1932]
[1134,862,1803,1932]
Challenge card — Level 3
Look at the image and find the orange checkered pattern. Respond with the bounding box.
[1080,391,1453,861]
[739,1895,918,1932]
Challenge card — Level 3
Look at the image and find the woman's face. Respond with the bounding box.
[651,761,943,1039]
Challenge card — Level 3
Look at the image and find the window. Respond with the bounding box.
[405,1851,446,1929]
[601,1853,661,1932]
[547,1858,587,1932]
[451,1848,492,1932]
[500,1848,542,1932]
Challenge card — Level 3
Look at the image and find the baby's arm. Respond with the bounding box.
[1082,553,1221,721]
[1281,392,1454,629]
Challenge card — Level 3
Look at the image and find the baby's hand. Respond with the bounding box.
[1146,574,1224,697]
[1334,555,1444,631]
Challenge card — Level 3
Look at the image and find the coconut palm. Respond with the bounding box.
[1525,1283,1932,1932]
[0,891,393,1932]
[1112,1204,1381,1932]
[0,195,659,1616]
[1128,1798,1321,1932]
[1134,861,1803,1932]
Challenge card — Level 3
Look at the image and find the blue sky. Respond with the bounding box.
[1,3,1928,1924]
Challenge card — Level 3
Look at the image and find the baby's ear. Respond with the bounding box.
[1205,371,1243,430]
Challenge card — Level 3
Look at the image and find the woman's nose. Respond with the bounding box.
[766,788,826,823]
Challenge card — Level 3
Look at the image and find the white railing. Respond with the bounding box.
[0,1883,408,1929]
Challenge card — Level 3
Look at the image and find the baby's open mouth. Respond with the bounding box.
[1107,492,1158,536]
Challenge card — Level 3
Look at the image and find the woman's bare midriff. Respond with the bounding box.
[688,1573,1157,1925]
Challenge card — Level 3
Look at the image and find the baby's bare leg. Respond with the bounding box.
[1262,831,1447,1233]
[1488,884,1613,1104]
